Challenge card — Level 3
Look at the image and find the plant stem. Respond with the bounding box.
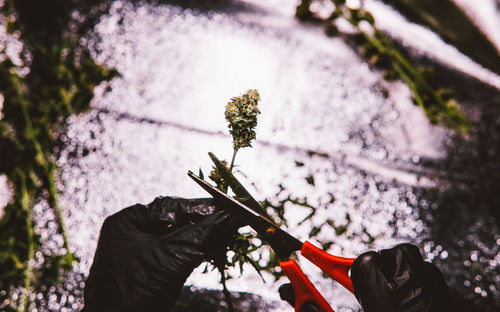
[224,148,237,311]
[47,166,73,264]
[21,99,73,265]
[392,61,425,109]
[326,2,467,131]
[19,172,33,312]
[229,148,238,172]
[221,275,235,312]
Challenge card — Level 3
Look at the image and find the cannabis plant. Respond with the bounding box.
[195,89,267,310]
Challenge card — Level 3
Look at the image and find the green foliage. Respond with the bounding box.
[209,159,229,193]
[227,233,264,278]
[296,0,470,133]
[380,0,500,76]
[0,0,117,310]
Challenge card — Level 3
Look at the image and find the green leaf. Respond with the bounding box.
[309,226,322,238]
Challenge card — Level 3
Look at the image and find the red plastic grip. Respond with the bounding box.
[301,241,355,293]
[280,259,335,312]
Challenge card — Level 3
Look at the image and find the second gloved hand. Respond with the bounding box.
[351,243,472,312]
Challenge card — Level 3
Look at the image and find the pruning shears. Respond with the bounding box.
[188,156,356,312]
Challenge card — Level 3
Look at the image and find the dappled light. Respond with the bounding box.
[1,0,500,311]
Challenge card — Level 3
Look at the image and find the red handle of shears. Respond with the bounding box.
[279,241,355,312]
[280,259,335,312]
[301,241,355,293]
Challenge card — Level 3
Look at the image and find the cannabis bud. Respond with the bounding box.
[225,89,261,150]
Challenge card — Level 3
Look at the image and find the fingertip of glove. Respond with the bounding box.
[352,251,379,274]
[278,283,295,307]
[351,251,381,295]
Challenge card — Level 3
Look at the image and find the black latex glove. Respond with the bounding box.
[82,196,236,312]
[279,243,471,312]
[351,243,472,312]
[278,283,323,312]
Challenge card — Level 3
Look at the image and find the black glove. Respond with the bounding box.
[82,196,236,312]
[351,243,472,312]
[278,283,323,312]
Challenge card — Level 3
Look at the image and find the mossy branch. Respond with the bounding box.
[296,0,469,133]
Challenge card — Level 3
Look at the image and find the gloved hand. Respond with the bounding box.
[82,196,236,312]
[351,243,471,312]
[279,243,471,312]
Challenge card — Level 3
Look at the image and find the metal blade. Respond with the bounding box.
[208,152,273,220]
[188,171,303,260]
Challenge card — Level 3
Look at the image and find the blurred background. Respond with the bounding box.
[1,0,500,311]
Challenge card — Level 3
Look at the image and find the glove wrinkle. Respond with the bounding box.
[388,253,411,291]
[145,197,218,235]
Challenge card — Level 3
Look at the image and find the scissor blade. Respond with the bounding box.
[208,152,272,220]
[188,171,303,260]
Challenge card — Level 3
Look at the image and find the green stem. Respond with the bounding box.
[20,100,73,265]
[355,18,454,121]
[350,15,449,113]
[19,172,33,312]
[47,166,73,263]
[221,274,235,312]
[223,148,238,312]
[229,148,238,172]
[392,61,426,110]
[361,31,386,53]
